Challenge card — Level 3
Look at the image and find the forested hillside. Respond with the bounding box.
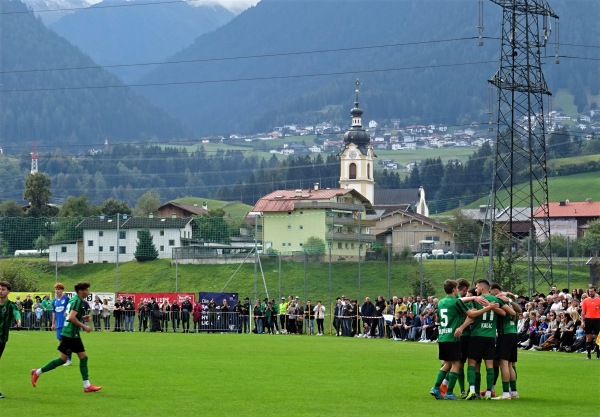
[138,0,599,135]
[0,0,189,148]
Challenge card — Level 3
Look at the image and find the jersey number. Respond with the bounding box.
[482,311,495,322]
[440,308,448,327]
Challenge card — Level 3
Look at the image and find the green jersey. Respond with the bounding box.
[498,298,517,335]
[61,295,85,339]
[437,296,469,343]
[471,293,504,338]
[0,300,21,343]
[459,296,474,337]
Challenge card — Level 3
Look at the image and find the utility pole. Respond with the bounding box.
[489,0,558,292]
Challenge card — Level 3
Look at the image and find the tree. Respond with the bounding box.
[0,200,24,217]
[580,219,600,257]
[492,229,523,294]
[196,208,230,244]
[0,260,38,291]
[99,198,132,216]
[59,195,96,217]
[34,235,48,253]
[23,173,55,217]
[134,229,158,262]
[303,236,325,261]
[134,190,160,216]
[446,210,482,253]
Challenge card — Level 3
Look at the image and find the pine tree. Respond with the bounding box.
[134,229,158,262]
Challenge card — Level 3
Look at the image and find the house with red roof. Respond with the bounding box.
[533,199,600,240]
[250,186,375,259]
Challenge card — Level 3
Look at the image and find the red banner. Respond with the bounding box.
[116,292,196,311]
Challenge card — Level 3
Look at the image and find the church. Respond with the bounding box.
[251,85,454,258]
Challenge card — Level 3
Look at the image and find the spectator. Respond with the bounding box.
[101,299,111,331]
[171,299,181,332]
[333,298,343,336]
[207,299,217,333]
[160,300,170,332]
[304,300,315,335]
[181,297,193,333]
[254,299,264,334]
[373,296,386,338]
[286,300,296,334]
[192,300,202,333]
[92,296,102,332]
[23,294,34,329]
[137,300,148,332]
[34,301,43,330]
[314,300,326,336]
[361,297,375,337]
[123,297,135,332]
[41,295,52,331]
[240,297,250,334]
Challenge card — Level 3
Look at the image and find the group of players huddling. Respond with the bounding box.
[430,278,600,400]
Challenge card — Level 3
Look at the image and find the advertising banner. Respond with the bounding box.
[199,292,239,332]
[116,292,196,311]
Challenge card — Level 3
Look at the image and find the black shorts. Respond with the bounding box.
[0,342,5,359]
[58,336,85,356]
[439,341,461,362]
[468,336,496,362]
[460,335,470,363]
[584,318,600,335]
[496,333,518,363]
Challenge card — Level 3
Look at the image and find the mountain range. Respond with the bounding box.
[0,0,598,148]
[50,0,236,82]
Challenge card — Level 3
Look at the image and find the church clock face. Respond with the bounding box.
[348,150,358,159]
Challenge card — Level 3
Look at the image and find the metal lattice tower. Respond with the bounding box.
[488,0,558,292]
[31,143,38,175]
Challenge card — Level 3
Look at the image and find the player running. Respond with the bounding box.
[31,282,102,393]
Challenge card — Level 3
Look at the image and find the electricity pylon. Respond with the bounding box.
[488,0,558,293]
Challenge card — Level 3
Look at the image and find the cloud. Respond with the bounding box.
[193,0,260,13]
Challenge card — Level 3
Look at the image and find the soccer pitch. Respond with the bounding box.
[1,331,598,416]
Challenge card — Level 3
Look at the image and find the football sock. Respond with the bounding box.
[475,371,481,393]
[80,356,89,381]
[467,366,476,391]
[586,341,593,354]
[486,367,494,391]
[41,358,66,373]
[502,381,510,394]
[457,367,465,392]
[434,370,447,388]
[447,372,459,394]
[493,366,499,385]
[83,380,90,389]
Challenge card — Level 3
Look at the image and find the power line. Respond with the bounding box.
[0,37,485,74]
[1,60,499,93]
[0,0,213,15]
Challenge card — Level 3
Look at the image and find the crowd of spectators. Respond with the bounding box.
[9,285,597,358]
[515,287,591,353]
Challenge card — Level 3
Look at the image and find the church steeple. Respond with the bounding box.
[340,80,375,205]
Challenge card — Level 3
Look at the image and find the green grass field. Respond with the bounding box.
[1,331,597,416]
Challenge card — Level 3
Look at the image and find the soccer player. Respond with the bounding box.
[490,283,521,399]
[52,282,72,366]
[581,286,600,360]
[430,280,497,400]
[31,282,102,393]
[0,281,22,398]
[465,279,513,400]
